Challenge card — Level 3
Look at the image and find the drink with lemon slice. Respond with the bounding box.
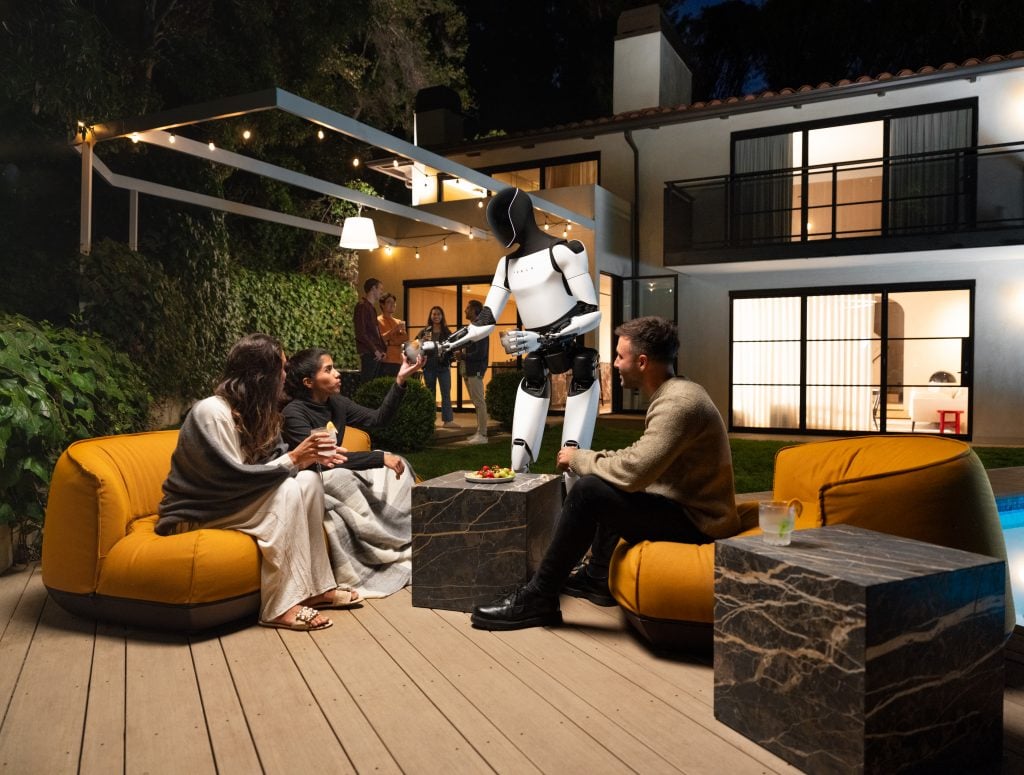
[313,421,338,460]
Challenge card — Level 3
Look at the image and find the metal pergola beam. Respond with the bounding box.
[76,88,593,255]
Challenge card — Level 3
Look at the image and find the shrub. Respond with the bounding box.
[0,314,150,560]
[485,368,524,430]
[352,376,435,453]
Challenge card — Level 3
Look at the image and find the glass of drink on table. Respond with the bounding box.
[758,499,802,546]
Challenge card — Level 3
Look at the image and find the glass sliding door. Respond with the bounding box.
[730,283,973,435]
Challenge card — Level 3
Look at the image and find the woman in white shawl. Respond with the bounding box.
[157,333,359,631]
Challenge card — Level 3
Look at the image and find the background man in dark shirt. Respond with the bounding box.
[354,277,387,386]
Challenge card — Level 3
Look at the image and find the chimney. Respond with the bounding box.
[613,4,692,114]
[413,86,464,148]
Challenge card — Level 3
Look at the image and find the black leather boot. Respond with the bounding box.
[470,585,562,630]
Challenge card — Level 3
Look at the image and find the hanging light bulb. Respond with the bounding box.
[317,129,325,140]
[566,222,572,232]
[477,200,484,208]
[543,216,550,231]
[415,248,421,260]
[208,141,216,151]
[468,232,474,240]
[384,245,392,256]
[442,238,448,252]
[352,157,360,168]
[130,133,140,143]
[168,134,176,144]
[242,129,251,140]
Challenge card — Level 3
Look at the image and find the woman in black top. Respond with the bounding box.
[282,347,425,599]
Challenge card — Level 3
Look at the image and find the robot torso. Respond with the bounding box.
[504,243,586,331]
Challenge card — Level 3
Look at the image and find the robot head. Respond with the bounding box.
[486,187,534,248]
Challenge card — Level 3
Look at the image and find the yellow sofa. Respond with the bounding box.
[608,435,1015,651]
[41,426,370,632]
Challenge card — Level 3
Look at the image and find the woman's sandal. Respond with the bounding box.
[259,605,332,631]
[316,588,362,609]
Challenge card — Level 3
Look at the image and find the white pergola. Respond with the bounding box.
[74,88,593,255]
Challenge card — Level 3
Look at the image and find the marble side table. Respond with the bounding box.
[411,471,562,612]
[714,524,1005,774]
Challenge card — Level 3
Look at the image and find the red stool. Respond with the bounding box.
[937,409,964,434]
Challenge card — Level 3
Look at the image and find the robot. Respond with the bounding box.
[417,187,601,472]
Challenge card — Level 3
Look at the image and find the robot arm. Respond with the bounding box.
[418,262,510,359]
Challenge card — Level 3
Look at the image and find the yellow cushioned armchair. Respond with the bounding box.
[41,426,370,632]
[608,435,1015,651]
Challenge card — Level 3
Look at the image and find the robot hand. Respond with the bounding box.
[500,329,546,355]
[419,338,454,358]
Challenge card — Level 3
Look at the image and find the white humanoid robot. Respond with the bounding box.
[417,187,602,472]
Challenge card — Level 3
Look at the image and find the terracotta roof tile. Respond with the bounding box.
[469,52,1024,146]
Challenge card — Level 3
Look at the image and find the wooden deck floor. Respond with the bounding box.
[2,565,1024,774]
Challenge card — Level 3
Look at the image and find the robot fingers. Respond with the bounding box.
[499,329,543,355]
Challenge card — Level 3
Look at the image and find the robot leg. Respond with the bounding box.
[561,348,600,450]
[561,348,600,490]
[510,353,550,472]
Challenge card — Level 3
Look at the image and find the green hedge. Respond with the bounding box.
[353,377,436,453]
[485,368,524,430]
[79,238,359,400]
[0,314,150,559]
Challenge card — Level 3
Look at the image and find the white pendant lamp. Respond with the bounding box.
[339,208,379,249]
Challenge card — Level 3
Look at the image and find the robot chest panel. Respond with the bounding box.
[508,253,575,329]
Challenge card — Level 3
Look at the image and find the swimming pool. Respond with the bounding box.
[998,497,1024,626]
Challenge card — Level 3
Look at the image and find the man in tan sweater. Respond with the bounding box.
[472,316,739,630]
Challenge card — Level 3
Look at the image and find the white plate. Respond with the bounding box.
[464,472,516,483]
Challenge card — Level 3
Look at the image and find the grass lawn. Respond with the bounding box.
[405,423,1024,493]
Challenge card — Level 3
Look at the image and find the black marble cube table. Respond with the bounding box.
[714,524,1005,774]
[411,471,561,612]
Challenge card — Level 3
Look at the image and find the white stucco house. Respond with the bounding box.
[358,4,1024,444]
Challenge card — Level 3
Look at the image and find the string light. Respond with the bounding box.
[384,245,392,256]
[478,200,484,208]
[168,134,176,144]
[415,248,420,260]
[242,129,251,140]
[543,216,550,231]
[208,141,216,151]
[317,129,325,140]
[442,238,448,251]
[352,157,360,168]
[130,133,140,143]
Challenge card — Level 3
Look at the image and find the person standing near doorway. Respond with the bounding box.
[355,278,387,386]
[416,306,456,427]
[377,292,406,378]
[459,299,490,444]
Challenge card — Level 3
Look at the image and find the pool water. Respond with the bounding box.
[999,499,1024,627]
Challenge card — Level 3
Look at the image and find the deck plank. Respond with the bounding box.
[189,631,264,775]
[351,596,540,774]
[0,567,46,725]
[0,593,93,774]
[79,624,127,775]
[438,605,783,775]
[125,630,217,774]
[314,605,491,774]
[377,593,666,773]
[281,618,402,775]
[217,623,357,774]
[555,598,801,773]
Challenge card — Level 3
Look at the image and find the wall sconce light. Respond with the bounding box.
[339,207,379,249]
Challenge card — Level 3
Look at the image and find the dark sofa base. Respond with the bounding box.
[622,610,713,654]
[46,587,260,633]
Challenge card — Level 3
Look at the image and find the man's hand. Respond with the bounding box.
[555,446,578,473]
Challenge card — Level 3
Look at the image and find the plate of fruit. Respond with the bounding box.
[465,464,516,483]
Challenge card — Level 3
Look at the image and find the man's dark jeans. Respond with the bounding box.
[528,474,711,597]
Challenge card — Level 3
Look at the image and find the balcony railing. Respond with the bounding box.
[664,141,1024,262]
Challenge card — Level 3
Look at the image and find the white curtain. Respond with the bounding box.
[806,294,874,430]
[732,297,801,428]
[732,294,874,430]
